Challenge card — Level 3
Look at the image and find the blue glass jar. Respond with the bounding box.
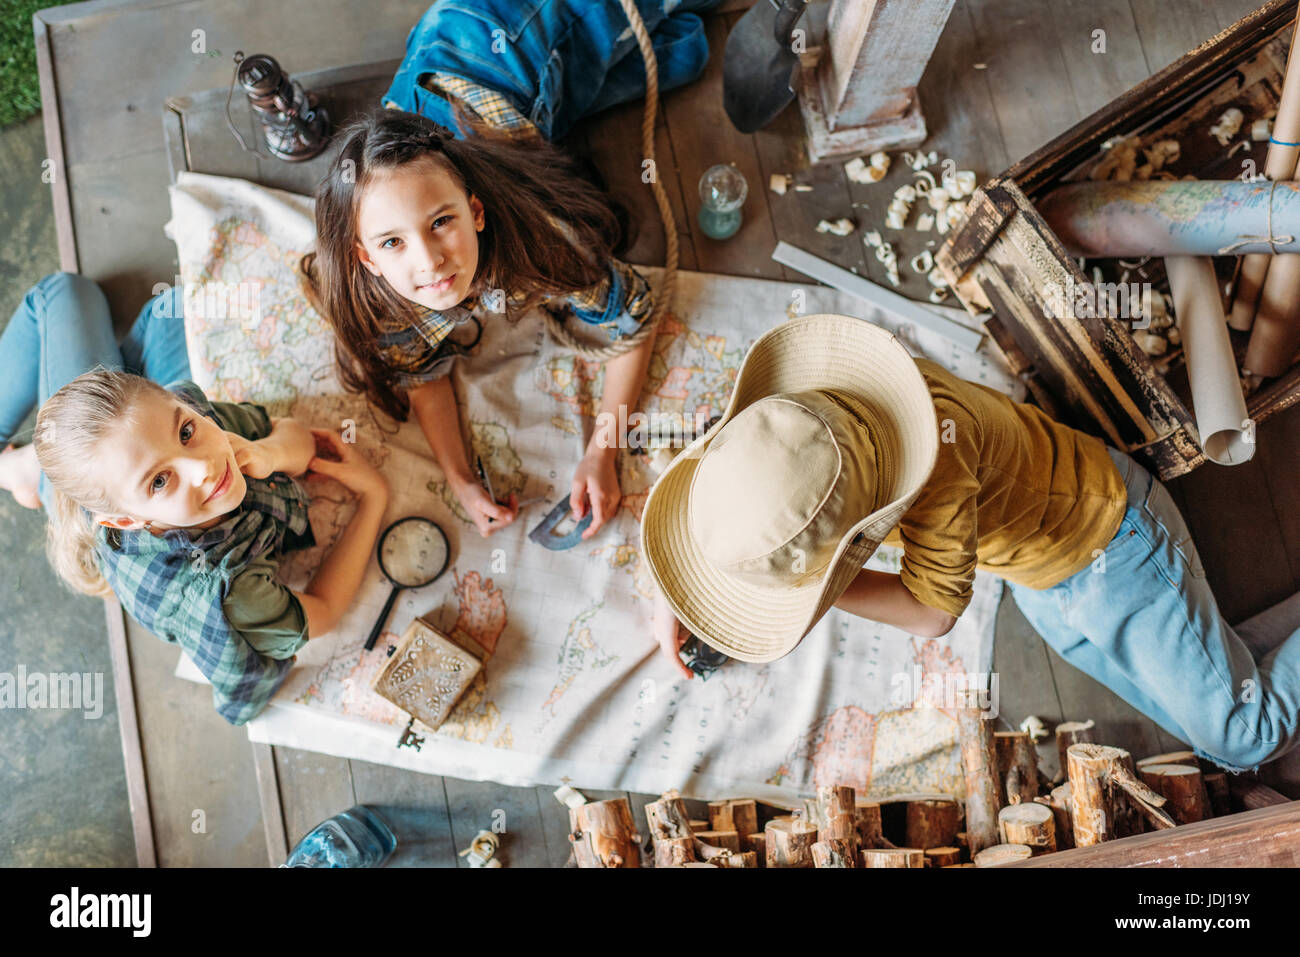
[283,805,398,867]
[697,164,748,240]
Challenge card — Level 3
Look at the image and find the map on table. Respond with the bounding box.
[168,171,1016,804]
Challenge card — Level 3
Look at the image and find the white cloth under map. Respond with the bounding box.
[166,172,1022,804]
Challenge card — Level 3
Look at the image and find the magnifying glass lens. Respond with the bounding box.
[381,519,448,587]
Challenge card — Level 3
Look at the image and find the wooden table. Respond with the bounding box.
[36,0,1299,867]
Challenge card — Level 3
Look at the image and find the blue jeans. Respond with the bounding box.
[0,273,191,509]
[383,0,722,141]
[1008,446,1300,773]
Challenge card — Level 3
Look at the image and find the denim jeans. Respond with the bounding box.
[0,273,191,509]
[383,0,722,141]
[1007,445,1300,773]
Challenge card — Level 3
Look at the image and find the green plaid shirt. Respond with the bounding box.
[94,381,315,726]
[377,73,654,389]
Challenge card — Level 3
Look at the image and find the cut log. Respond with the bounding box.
[1138,763,1208,825]
[854,799,887,849]
[1136,750,1199,770]
[974,844,1033,867]
[812,839,859,868]
[1047,783,1075,850]
[924,846,961,867]
[765,819,818,868]
[995,730,1040,805]
[905,798,961,849]
[816,785,860,858]
[998,801,1056,854]
[1067,743,1176,846]
[645,790,694,842]
[646,790,696,867]
[707,801,734,832]
[704,799,759,844]
[1055,720,1096,774]
[747,833,766,865]
[958,700,1003,854]
[688,819,709,833]
[1202,773,1231,817]
[710,850,757,868]
[861,847,925,868]
[695,830,741,852]
[654,836,695,867]
[569,797,641,867]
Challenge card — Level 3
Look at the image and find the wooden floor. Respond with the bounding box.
[37,0,1300,867]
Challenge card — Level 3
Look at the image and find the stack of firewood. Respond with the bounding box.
[564,712,1234,867]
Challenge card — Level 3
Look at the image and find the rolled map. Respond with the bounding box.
[1164,256,1254,465]
[1039,180,1300,258]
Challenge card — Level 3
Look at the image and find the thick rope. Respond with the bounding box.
[543,0,678,360]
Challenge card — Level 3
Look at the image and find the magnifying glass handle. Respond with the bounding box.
[365,585,402,651]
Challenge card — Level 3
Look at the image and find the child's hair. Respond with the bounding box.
[301,108,623,421]
[33,369,175,598]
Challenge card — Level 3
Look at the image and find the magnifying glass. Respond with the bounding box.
[365,516,451,651]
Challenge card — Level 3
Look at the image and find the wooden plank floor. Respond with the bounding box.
[40,0,1300,867]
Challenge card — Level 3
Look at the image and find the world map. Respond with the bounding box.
[168,171,1010,803]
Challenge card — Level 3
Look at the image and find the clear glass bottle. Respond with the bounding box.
[697,164,749,240]
[283,805,397,868]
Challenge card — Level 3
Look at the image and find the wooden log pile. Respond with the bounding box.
[598,718,1247,869]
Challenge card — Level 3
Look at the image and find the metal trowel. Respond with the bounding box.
[722,0,811,133]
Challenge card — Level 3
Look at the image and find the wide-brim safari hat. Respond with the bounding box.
[640,314,938,663]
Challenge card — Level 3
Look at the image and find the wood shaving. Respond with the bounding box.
[1210,108,1244,147]
[769,173,791,195]
[910,250,934,273]
[1252,117,1273,141]
[816,218,855,236]
[845,156,886,184]
[916,212,934,232]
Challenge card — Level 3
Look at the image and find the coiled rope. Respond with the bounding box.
[542,0,678,360]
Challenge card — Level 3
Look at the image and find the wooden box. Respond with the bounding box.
[936,0,1300,480]
[371,618,482,731]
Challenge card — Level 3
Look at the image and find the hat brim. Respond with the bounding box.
[641,314,938,662]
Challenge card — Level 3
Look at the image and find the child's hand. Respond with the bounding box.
[306,429,388,501]
[570,449,621,541]
[653,590,694,680]
[229,433,278,480]
[453,479,517,538]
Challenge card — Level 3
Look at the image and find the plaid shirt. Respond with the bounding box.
[376,74,655,389]
[94,382,314,726]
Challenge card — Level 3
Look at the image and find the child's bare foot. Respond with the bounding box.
[0,444,42,510]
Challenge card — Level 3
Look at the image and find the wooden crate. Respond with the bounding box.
[936,0,1300,480]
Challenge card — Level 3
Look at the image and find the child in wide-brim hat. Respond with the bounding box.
[643,313,1300,774]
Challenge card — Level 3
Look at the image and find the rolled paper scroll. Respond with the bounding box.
[1164,256,1255,465]
[1038,180,1300,258]
[1244,250,1300,376]
[1230,8,1300,331]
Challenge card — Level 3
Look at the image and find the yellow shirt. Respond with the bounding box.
[882,358,1128,617]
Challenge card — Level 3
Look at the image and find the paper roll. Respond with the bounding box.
[1229,9,1300,331]
[1039,180,1300,258]
[1164,256,1255,465]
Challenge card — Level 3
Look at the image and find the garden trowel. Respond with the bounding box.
[722,0,811,133]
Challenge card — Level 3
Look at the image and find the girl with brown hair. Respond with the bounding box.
[303,0,722,540]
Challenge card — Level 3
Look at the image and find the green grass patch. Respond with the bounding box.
[1,1,85,129]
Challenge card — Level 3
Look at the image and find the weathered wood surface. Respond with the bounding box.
[1012,800,1300,868]
[37,0,1300,871]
